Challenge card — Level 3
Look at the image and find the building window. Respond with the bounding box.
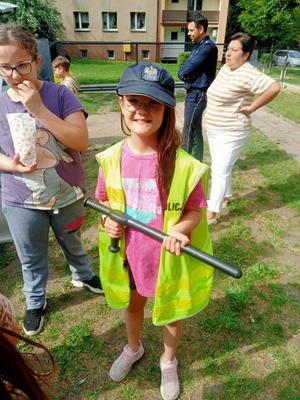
[74,12,90,31]
[142,50,149,59]
[107,50,115,59]
[212,29,217,39]
[172,0,179,2]
[188,0,202,10]
[171,32,178,40]
[80,49,88,58]
[102,12,117,30]
[130,12,146,31]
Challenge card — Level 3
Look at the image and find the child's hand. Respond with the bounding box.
[13,80,45,116]
[163,230,190,256]
[103,216,125,238]
[11,154,37,173]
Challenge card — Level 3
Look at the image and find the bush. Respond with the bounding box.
[260,53,271,72]
[260,53,271,64]
[177,52,190,67]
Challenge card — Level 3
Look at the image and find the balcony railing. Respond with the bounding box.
[162,10,220,25]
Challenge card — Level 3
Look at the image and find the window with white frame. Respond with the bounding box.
[142,50,149,59]
[102,12,117,30]
[74,12,90,31]
[130,12,146,31]
[107,50,115,59]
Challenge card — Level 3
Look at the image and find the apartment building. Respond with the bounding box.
[54,0,229,62]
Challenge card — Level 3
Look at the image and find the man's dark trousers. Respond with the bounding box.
[182,88,207,162]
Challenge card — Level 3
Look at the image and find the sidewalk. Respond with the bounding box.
[252,108,300,164]
[87,98,300,165]
[284,83,300,93]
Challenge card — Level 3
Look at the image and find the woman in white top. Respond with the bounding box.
[205,32,281,224]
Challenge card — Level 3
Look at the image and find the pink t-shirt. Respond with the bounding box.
[95,141,207,297]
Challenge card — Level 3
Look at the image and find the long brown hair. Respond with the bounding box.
[0,23,38,59]
[157,107,181,194]
[0,326,56,400]
[120,104,181,194]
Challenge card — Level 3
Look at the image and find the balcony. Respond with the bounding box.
[162,10,220,26]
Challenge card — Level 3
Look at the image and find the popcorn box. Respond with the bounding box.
[7,113,36,166]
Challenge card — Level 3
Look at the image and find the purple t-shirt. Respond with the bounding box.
[95,141,207,297]
[0,81,86,209]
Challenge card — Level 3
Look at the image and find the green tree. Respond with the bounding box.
[237,0,300,48]
[226,0,243,41]
[0,0,65,41]
[237,0,300,71]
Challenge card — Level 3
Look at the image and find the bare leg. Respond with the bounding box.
[125,289,147,352]
[160,320,182,399]
[161,320,182,362]
[207,210,217,220]
[109,289,146,382]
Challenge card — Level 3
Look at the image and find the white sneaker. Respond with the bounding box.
[109,342,144,382]
[160,356,180,400]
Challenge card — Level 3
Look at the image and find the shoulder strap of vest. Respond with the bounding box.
[95,139,126,211]
[95,139,125,167]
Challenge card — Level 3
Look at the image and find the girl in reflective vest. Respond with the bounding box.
[95,62,214,400]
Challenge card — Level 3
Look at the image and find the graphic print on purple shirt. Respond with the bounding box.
[0,81,86,209]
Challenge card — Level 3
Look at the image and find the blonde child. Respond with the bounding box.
[95,63,214,400]
[52,55,79,95]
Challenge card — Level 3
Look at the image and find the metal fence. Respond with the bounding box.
[52,40,226,64]
[52,41,300,66]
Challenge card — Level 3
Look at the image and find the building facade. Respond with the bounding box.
[54,0,229,62]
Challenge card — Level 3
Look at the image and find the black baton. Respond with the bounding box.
[84,198,242,279]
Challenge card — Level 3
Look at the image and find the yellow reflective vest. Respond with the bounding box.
[95,140,214,325]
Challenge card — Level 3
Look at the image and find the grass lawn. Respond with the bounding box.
[71,60,133,84]
[71,59,300,87]
[71,59,182,85]
[1,104,300,398]
[266,90,300,124]
[268,66,300,86]
[79,92,120,115]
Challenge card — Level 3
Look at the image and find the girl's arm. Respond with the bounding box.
[10,80,88,152]
[95,168,125,238]
[35,109,88,152]
[0,153,36,173]
[163,209,201,256]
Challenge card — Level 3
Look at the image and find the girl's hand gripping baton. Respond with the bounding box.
[84,198,242,279]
